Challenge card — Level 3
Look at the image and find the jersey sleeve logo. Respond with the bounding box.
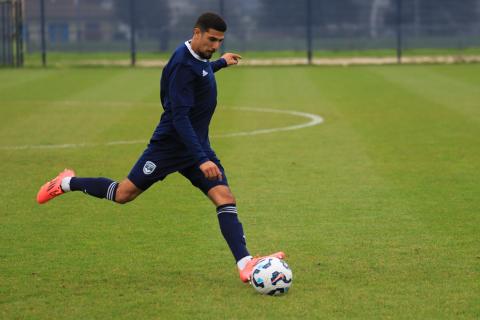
[143,161,157,175]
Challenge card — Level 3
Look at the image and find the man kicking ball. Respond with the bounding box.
[36,12,284,283]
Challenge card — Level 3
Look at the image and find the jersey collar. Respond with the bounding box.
[185,40,208,62]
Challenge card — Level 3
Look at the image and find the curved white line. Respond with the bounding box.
[214,107,324,137]
[0,108,323,151]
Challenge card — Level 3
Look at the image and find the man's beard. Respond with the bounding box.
[199,51,213,59]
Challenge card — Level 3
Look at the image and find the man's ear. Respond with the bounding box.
[193,27,202,39]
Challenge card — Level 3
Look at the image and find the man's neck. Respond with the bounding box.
[185,40,207,62]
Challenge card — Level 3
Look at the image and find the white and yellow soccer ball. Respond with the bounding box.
[250,257,293,295]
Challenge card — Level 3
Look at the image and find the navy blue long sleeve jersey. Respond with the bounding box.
[150,40,227,167]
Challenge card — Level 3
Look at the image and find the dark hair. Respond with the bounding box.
[195,12,227,32]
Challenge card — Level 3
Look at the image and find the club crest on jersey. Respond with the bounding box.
[143,161,156,175]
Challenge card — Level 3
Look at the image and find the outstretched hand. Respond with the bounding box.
[222,53,242,66]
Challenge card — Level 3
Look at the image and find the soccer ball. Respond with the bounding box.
[250,257,293,295]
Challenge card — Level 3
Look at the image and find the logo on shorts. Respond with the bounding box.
[143,161,156,175]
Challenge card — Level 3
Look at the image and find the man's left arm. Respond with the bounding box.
[210,53,242,72]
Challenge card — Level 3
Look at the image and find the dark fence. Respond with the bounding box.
[19,0,480,67]
[0,0,23,67]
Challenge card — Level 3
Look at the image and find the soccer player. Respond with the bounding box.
[36,12,284,283]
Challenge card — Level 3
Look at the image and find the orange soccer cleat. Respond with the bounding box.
[239,251,286,283]
[36,169,76,204]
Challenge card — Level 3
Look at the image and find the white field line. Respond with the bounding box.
[218,107,324,137]
[0,107,323,151]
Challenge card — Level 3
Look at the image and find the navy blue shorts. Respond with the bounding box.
[127,147,229,194]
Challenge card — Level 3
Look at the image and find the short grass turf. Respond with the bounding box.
[0,64,479,319]
[23,47,480,67]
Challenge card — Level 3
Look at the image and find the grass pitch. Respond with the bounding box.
[1,64,479,319]
[23,47,480,67]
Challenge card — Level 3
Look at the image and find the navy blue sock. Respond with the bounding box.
[217,204,250,262]
[70,177,118,202]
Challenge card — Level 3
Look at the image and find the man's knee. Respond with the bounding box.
[114,191,136,204]
[208,185,236,206]
[218,194,236,205]
[223,192,236,204]
[114,179,142,204]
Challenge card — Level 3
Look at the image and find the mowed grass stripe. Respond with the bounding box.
[0,70,77,126]
[308,65,480,229]
[0,69,60,96]
[303,66,479,315]
[217,67,395,315]
[0,70,161,146]
[1,66,479,319]
[0,69,126,144]
[63,69,160,103]
[303,68,445,314]
[217,67,438,314]
[371,65,480,122]
[218,66,318,110]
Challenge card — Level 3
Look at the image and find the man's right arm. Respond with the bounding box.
[169,63,208,164]
[169,64,222,180]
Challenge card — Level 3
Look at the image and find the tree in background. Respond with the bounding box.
[417,0,479,36]
[115,0,171,51]
[382,0,480,37]
[258,0,480,38]
[256,0,306,30]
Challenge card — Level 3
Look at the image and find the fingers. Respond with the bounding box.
[207,166,222,181]
[200,161,223,181]
[223,53,242,65]
[222,52,242,60]
[205,167,214,179]
[230,53,242,65]
[214,167,223,181]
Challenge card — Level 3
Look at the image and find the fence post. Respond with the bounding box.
[396,0,402,64]
[306,0,312,65]
[219,0,225,55]
[1,3,6,66]
[5,0,12,65]
[40,0,46,67]
[15,0,23,67]
[129,0,136,66]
